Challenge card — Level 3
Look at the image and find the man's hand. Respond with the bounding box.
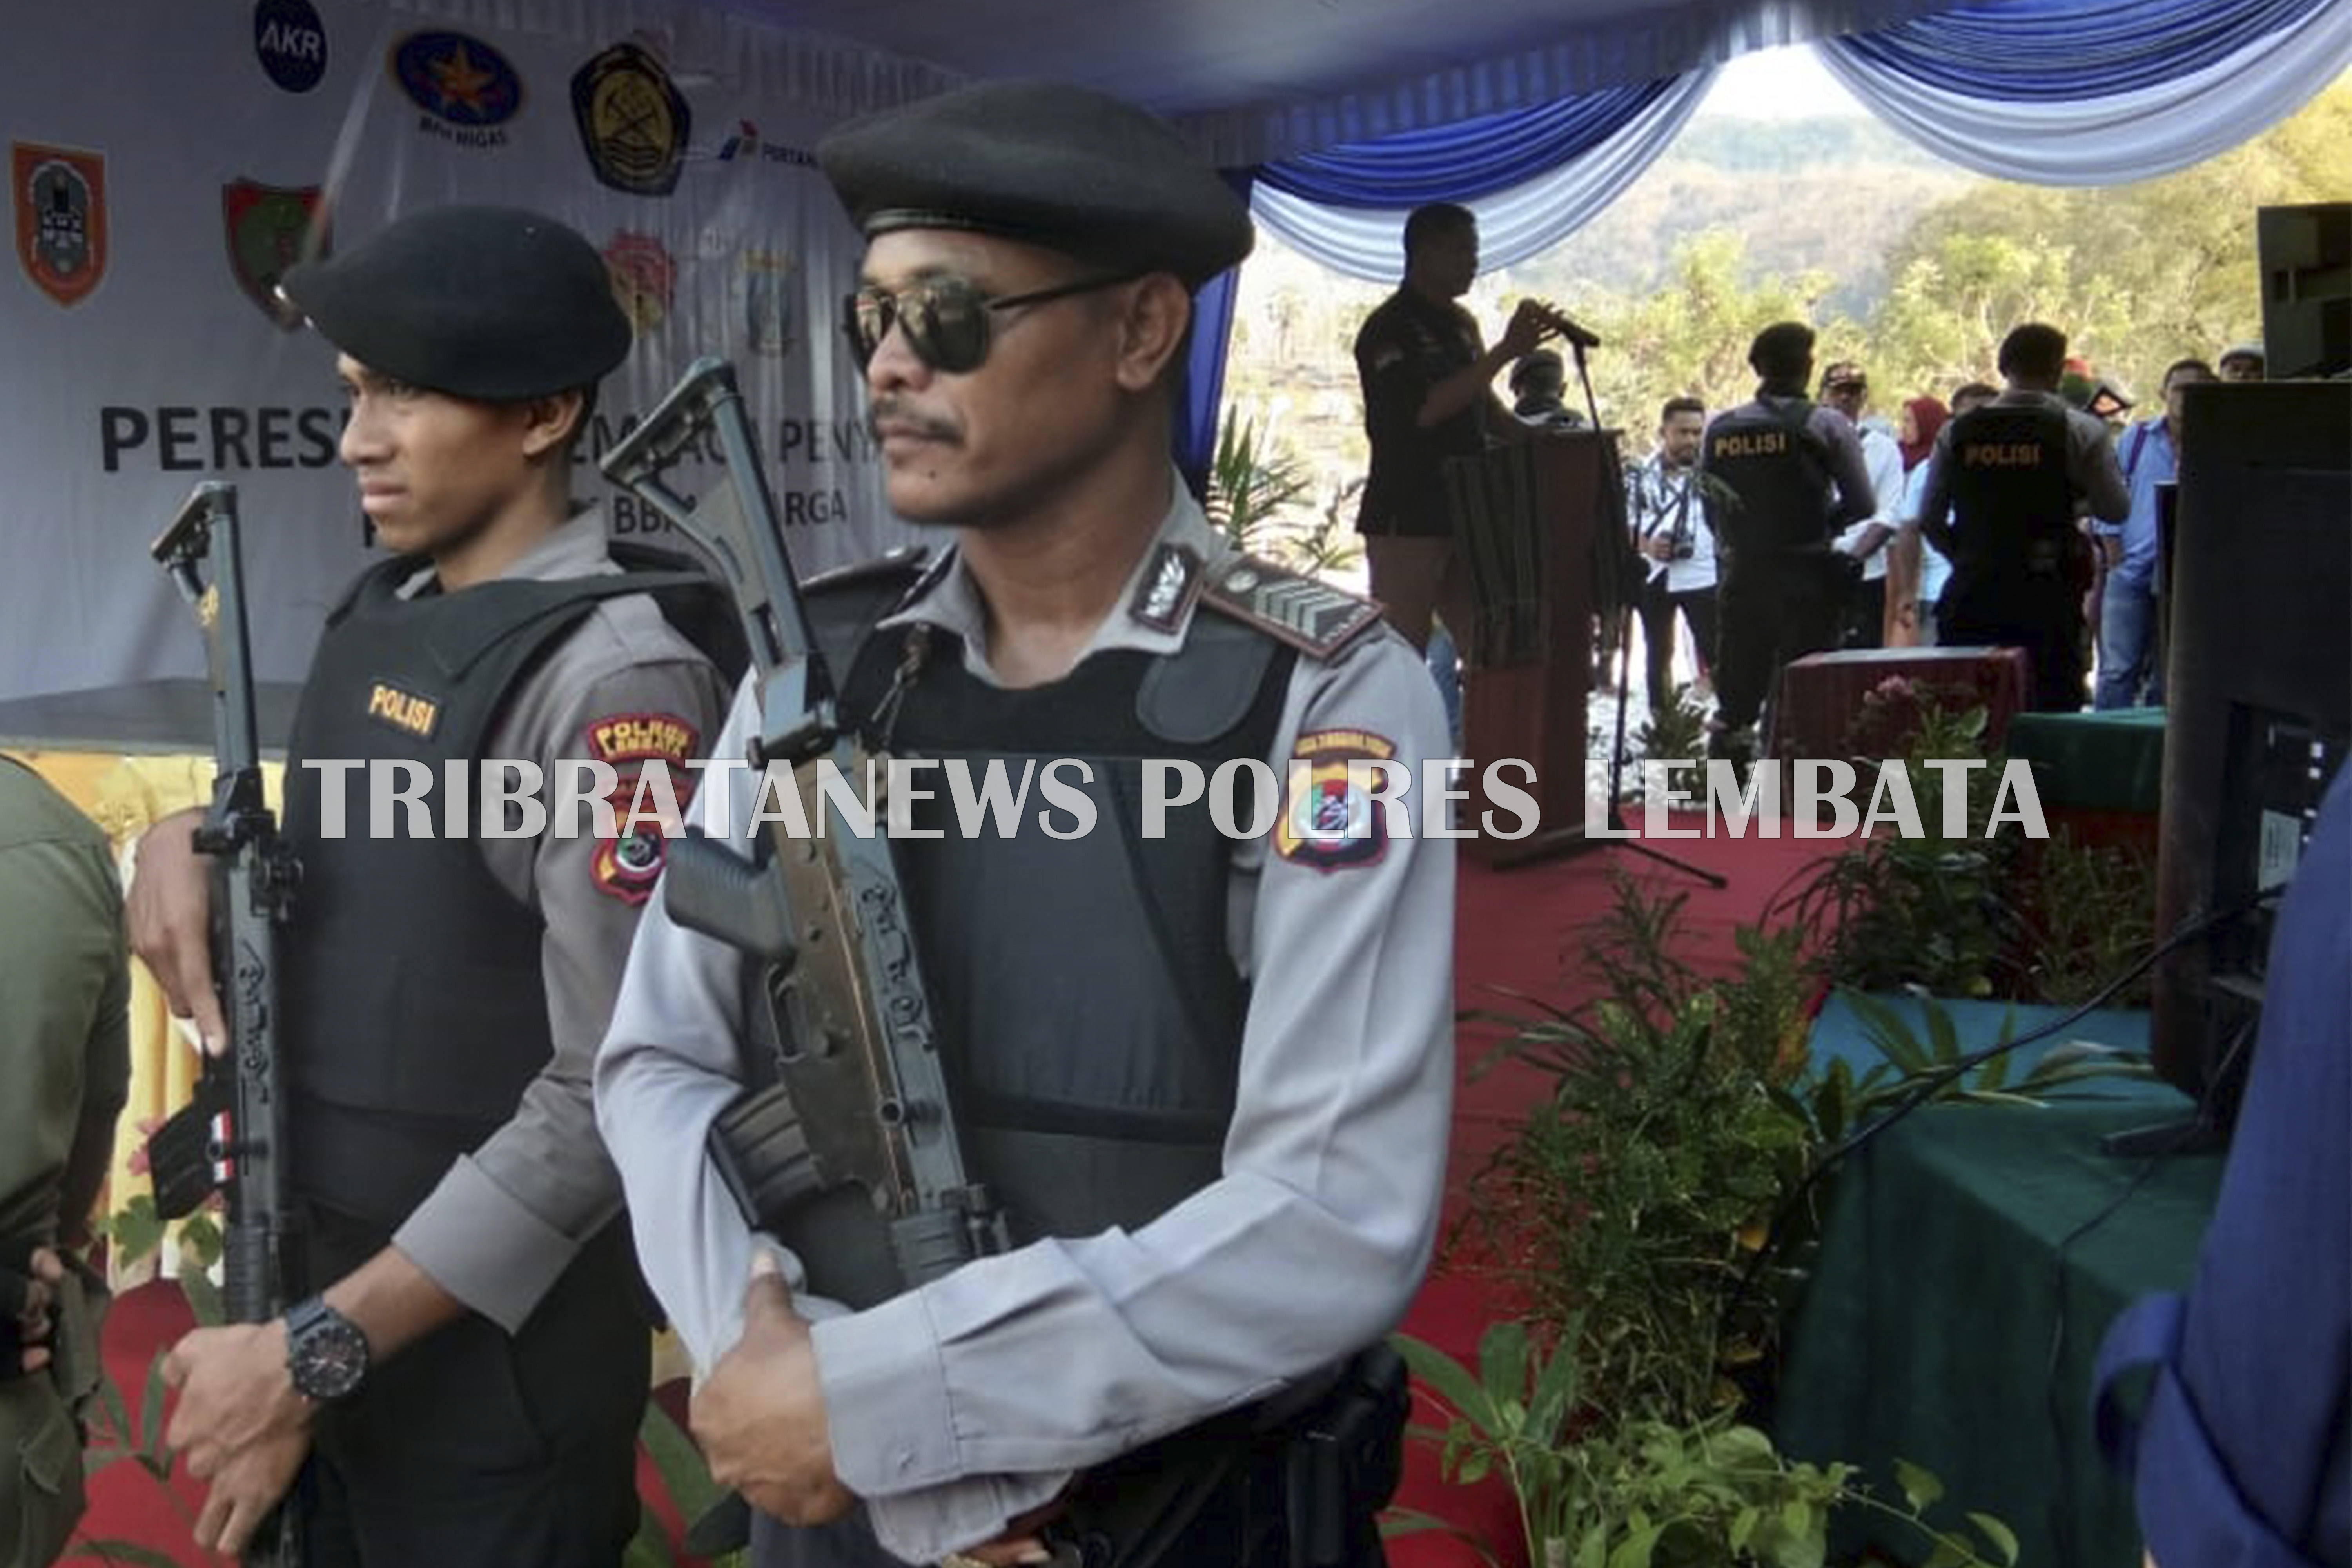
[1643,534,1675,563]
[162,1320,312,1484]
[691,1255,855,1527]
[10,1248,64,1376]
[191,1426,309,1558]
[1496,299,1559,362]
[127,806,227,1055]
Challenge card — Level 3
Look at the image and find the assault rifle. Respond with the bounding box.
[600,357,1009,1287]
[143,481,306,1566]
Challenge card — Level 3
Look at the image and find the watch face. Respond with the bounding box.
[292,1312,369,1401]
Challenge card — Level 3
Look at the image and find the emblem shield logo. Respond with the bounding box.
[223,180,329,327]
[13,142,106,307]
[571,42,690,196]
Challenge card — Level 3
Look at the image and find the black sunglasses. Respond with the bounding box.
[843,272,1138,374]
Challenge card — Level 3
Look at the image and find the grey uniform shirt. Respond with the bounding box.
[595,481,1457,1563]
[386,510,729,1332]
[1914,388,2132,544]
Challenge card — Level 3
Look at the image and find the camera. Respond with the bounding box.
[1670,540,1695,561]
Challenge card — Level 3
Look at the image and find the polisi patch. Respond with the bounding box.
[253,0,328,93]
[587,712,698,767]
[222,180,328,327]
[391,30,523,134]
[586,710,701,904]
[570,41,691,196]
[1276,728,1397,872]
[365,680,440,739]
[13,142,106,308]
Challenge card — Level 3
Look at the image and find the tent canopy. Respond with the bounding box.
[668,0,1958,163]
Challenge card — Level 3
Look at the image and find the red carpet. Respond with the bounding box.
[75,825,1835,1568]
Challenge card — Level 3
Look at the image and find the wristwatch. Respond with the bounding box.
[283,1296,370,1403]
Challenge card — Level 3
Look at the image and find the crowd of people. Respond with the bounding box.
[1349,201,2271,756]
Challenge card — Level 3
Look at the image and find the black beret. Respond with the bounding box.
[817,81,1254,288]
[279,205,630,401]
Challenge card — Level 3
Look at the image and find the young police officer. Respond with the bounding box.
[594,83,1455,1568]
[128,206,732,1566]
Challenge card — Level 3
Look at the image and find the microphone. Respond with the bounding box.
[1542,304,1602,352]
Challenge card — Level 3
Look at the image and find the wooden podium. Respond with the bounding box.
[1447,432,1621,865]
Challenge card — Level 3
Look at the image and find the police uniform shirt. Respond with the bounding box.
[1702,393,1877,541]
[595,479,1457,1563]
[1832,425,1906,583]
[385,511,730,1332]
[1352,286,1491,537]
[1914,388,2131,546]
[1626,450,1718,595]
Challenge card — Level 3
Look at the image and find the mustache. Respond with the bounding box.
[868,398,960,443]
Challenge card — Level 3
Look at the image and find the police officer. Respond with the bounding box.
[1508,348,1588,430]
[1699,322,1875,765]
[594,82,1454,1568]
[127,206,733,1566]
[0,758,127,1568]
[1915,323,2129,712]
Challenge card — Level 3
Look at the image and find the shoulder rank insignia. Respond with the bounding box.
[1200,555,1383,660]
[801,543,933,598]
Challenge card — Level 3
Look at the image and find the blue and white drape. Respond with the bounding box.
[1818,0,2352,184]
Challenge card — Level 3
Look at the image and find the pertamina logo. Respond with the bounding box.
[222,180,328,327]
[13,142,106,307]
[390,30,523,149]
[252,0,328,94]
[603,230,675,333]
[365,681,440,740]
[570,41,690,196]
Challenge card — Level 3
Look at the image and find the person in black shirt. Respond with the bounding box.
[1351,203,1561,662]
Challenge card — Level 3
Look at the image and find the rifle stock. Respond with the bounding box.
[144,481,306,1567]
[601,358,1008,1287]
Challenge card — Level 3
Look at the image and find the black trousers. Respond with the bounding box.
[1840,575,1887,651]
[1938,569,2086,713]
[1637,573,1718,708]
[297,1208,651,1568]
[1712,551,1849,738]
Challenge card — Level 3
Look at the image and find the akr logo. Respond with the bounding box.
[253,0,327,94]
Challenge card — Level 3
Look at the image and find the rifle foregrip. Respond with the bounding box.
[223,1220,276,1327]
[665,834,799,965]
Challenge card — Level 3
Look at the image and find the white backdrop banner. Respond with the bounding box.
[2,0,915,708]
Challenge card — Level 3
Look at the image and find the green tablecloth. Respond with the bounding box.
[1774,995,2223,1568]
[2007,707,2167,815]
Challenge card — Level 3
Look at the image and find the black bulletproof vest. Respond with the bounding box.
[1945,403,2074,575]
[280,552,727,1230]
[1703,398,1833,556]
[755,587,1296,1308]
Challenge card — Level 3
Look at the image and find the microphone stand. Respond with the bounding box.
[1568,339,1726,889]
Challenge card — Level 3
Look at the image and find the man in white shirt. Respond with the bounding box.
[1624,396,1717,708]
[1819,360,1904,649]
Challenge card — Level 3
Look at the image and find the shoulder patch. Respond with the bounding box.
[1200,555,1383,660]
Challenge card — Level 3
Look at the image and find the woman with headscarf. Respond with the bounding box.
[1886,393,1952,646]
